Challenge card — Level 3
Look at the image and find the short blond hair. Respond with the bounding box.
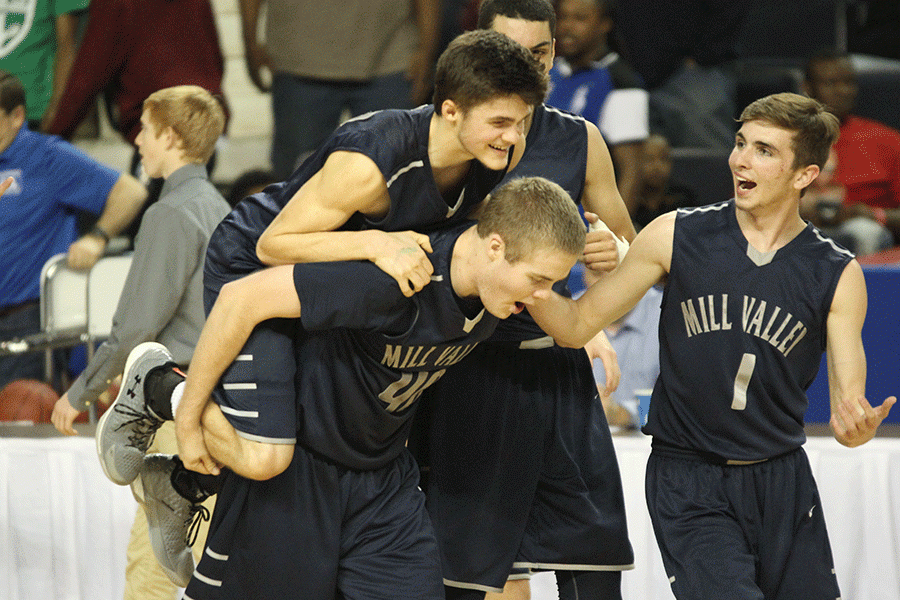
[143,86,225,164]
[477,176,585,262]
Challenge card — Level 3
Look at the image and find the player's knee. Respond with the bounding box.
[241,441,294,480]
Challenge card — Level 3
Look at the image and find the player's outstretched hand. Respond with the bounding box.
[371,230,434,297]
[50,392,82,436]
[831,394,896,447]
[582,212,619,273]
[176,420,221,476]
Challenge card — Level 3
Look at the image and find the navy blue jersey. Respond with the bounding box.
[291,221,499,470]
[490,104,588,342]
[230,105,499,242]
[645,201,854,460]
[205,106,505,292]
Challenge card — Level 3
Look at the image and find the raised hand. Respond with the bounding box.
[831,394,897,447]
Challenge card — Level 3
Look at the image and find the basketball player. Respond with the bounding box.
[96,28,546,487]
[410,2,637,599]
[148,176,587,600]
[532,92,896,600]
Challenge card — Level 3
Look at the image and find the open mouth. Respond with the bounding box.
[736,177,757,191]
[513,302,525,314]
[489,144,509,153]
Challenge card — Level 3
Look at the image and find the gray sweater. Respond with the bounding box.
[67,164,230,410]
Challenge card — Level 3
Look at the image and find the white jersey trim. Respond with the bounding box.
[386,160,425,188]
[811,227,856,259]
[541,103,585,124]
[512,560,635,571]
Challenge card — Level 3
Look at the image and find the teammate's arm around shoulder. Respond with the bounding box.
[581,122,637,273]
[256,151,434,297]
[826,260,896,447]
[531,212,673,348]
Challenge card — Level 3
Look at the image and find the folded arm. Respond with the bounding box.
[176,266,301,436]
[255,150,433,296]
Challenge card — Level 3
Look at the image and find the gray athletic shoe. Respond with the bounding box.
[95,341,170,485]
[138,454,209,588]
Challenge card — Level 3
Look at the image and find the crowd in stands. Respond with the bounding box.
[0,0,896,406]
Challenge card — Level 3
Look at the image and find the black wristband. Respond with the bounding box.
[90,225,111,243]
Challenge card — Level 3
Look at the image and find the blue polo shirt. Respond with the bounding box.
[0,127,119,306]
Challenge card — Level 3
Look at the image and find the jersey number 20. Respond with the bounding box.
[379,370,446,413]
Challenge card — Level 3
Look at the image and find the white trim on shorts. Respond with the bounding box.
[512,561,635,572]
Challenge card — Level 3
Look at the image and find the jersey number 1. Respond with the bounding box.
[732,353,757,410]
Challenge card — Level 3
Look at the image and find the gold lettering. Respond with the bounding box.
[382,345,403,368]
[681,300,703,337]
[746,301,767,337]
[760,306,781,342]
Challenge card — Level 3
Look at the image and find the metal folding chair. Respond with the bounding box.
[84,253,133,422]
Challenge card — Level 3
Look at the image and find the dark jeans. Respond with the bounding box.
[0,302,43,391]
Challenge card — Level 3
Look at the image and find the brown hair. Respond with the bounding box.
[0,70,26,114]
[477,176,585,262]
[738,92,839,170]
[477,0,557,32]
[143,86,225,164]
[433,30,546,115]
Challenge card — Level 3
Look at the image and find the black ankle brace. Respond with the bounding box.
[144,362,184,420]
[170,456,215,503]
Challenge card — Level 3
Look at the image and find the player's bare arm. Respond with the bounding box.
[610,140,644,216]
[581,121,637,273]
[530,211,672,348]
[176,266,301,475]
[584,329,620,396]
[256,150,434,296]
[826,260,896,447]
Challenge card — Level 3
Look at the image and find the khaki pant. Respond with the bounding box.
[123,422,215,600]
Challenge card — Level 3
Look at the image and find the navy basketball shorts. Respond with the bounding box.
[202,220,299,444]
[184,447,444,600]
[645,447,842,600]
[416,342,633,592]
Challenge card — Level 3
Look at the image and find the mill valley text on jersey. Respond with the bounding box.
[680,294,808,358]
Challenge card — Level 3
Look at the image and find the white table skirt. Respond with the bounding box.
[1,435,135,600]
[2,433,899,600]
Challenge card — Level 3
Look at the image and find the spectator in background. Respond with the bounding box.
[614,0,747,151]
[50,85,229,598]
[240,0,441,179]
[547,0,648,215]
[0,0,85,129]
[42,0,227,239]
[0,70,147,391]
[633,133,697,229]
[585,270,661,429]
[803,48,899,255]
